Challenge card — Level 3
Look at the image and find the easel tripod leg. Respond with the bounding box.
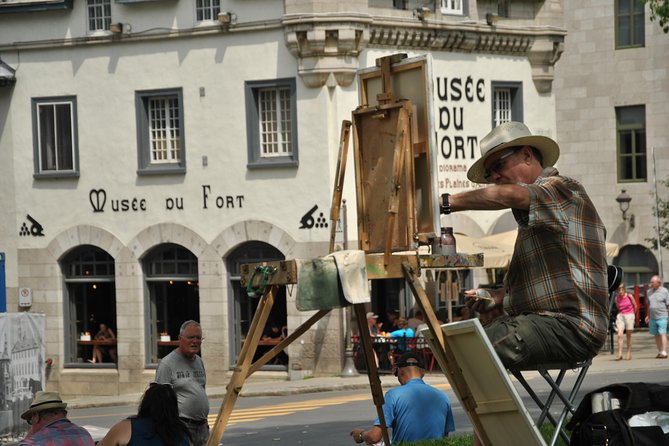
[353,303,391,446]
[207,285,277,446]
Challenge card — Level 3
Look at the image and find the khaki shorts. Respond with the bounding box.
[615,312,635,332]
[484,314,596,369]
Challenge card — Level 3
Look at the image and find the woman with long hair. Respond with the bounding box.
[98,382,191,446]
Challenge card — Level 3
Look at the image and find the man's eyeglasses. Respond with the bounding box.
[182,335,204,341]
[484,147,520,181]
[26,413,37,426]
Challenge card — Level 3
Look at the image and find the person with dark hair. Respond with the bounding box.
[155,320,209,445]
[19,391,94,445]
[98,382,190,446]
[90,322,117,363]
[350,352,454,444]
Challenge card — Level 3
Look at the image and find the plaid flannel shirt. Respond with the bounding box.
[18,418,95,446]
[504,167,608,352]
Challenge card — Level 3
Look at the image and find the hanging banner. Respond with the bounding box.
[0,313,46,441]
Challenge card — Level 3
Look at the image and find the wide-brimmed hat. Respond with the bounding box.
[467,121,560,184]
[366,312,378,319]
[21,391,67,420]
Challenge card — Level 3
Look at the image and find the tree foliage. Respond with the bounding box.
[646,178,669,249]
[643,0,669,33]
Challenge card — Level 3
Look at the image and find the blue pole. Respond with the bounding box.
[0,252,5,312]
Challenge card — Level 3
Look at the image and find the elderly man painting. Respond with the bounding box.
[440,121,608,369]
[441,122,608,446]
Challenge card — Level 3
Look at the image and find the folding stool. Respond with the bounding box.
[510,359,590,446]
[508,265,623,446]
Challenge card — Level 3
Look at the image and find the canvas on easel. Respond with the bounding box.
[354,54,439,248]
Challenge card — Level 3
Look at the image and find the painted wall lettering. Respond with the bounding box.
[201,185,245,209]
[166,197,184,210]
[434,74,488,192]
[111,198,147,212]
[90,189,106,212]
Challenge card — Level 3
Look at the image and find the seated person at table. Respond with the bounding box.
[386,310,400,331]
[90,322,117,363]
[407,310,424,331]
[261,322,288,365]
[366,312,380,336]
[389,317,415,368]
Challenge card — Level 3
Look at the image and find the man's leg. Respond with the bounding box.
[484,314,594,369]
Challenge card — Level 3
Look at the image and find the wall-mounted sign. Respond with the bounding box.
[19,287,32,307]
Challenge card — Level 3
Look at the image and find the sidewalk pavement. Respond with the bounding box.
[67,328,667,410]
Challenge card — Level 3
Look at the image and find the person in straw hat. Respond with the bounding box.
[439,121,608,368]
[19,391,94,445]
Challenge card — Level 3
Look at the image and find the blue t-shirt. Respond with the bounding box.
[374,378,455,444]
[389,328,415,352]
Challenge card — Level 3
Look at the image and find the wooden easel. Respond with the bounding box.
[207,54,489,446]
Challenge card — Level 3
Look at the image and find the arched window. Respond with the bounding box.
[61,245,116,367]
[144,243,199,365]
[227,241,287,370]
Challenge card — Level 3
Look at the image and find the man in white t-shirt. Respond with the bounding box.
[645,276,669,358]
[155,320,209,445]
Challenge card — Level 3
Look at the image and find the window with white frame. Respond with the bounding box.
[441,0,464,15]
[245,78,298,168]
[136,88,186,174]
[87,0,111,32]
[32,96,79,177]
[491,81,523,129]
[196,0,221,22]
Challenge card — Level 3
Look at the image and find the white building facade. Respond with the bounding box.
[1,0,569,397]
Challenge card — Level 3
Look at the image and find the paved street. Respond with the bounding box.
[60,329,669,444]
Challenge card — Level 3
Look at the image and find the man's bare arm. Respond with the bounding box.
[448,184,529,212]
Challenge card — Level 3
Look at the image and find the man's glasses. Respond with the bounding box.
[183,335,204,341]
[484,147,520,181]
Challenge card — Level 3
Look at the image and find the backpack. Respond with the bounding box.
[567,382,669,446]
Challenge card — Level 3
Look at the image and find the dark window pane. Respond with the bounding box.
[620,156,633,179]
[635,154,647,179]
[55,104,73,170]
[619,131,633,154]
[634,15,645,45]
[39,105,56,171]
[618,17,630,46]
[616,106,644,125]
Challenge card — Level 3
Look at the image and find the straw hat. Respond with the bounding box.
[21,391,67,420]
[365,312,378,319]
[467,121,560,184]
